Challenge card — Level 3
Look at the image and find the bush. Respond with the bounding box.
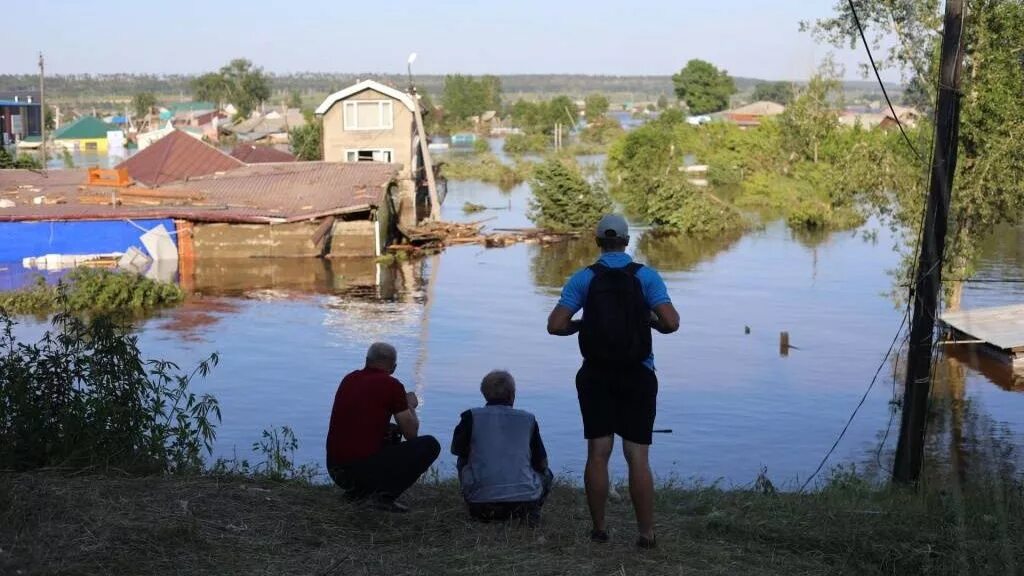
[646,174,747,238]
[0,306,220,472]
[503,133,549,155]
[439,153,530,190]
[528,157,611,231]
[0,268,185,316]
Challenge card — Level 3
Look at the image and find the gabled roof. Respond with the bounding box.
[117,130,243,187]
[53,116,118,140]
[728,101,786,117]
[231,144,296,163]
[315,79,418,115]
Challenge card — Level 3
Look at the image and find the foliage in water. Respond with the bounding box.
[0,268,184,316]
[0,306,220,472]
[528,157,611,232]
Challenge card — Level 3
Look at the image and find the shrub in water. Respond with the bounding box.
[0,305,220,473]
[0,268,184,316]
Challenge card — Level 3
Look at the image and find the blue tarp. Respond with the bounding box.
[0,219,177,261]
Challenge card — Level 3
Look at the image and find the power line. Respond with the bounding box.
[846,0,927,164]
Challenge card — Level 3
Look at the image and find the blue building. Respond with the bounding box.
[0,92,43,145]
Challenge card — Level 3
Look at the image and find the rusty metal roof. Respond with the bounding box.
[230,144,296,164]
[174,162,399,222]
[0,162,399,224]
[117,130,244,187]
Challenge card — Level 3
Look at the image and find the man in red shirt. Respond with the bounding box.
[326,342,440,512]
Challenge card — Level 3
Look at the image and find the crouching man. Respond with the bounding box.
[326,342,440,512]
[451,370,554,522]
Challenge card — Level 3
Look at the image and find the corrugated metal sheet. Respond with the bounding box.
[231,144,296,163]
[117,130,244,187]
[0,162,399,223]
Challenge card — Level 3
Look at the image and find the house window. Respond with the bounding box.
[84,142,98,151]
[345,149,393,163]
[343,100,393,130]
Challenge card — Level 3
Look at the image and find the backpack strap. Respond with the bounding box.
[588,263,609,275]
[624,262,644,276]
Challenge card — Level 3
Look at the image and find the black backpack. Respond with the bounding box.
[578,262,652,367]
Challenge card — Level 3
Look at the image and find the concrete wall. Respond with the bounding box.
[321,88,415,178]
[329,219,377,257]
[192,221,324,258]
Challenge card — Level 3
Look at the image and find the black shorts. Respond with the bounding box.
[576,362,658,445]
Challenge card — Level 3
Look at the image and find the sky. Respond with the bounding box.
[6,0,897,81]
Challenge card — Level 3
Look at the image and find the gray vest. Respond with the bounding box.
[459,406,544,503]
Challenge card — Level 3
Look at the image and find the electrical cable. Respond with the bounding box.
[846,0,927,164]
[800,0,948,490]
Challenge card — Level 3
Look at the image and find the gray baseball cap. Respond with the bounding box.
[595,213,629,239]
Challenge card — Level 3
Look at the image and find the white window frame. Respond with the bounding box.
[344,148,394,163]
[343,100,394,131]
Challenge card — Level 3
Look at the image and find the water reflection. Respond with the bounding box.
[529,238,599,291]
[636,231,742,272]
[185,257,381,297]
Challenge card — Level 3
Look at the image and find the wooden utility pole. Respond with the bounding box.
[409,87,441,221]
[38,52,47,174]
[892,0,966,484]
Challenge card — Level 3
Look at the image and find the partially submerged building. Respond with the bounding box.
[723,101,786,128]
[316,79,445,226]
[0,150,401,285]
[52,116,120,152]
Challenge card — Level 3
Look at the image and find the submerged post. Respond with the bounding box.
[892,0,966,485]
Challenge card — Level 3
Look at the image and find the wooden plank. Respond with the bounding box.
[940,304,1024,351]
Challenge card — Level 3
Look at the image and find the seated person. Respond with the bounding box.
[451,370,554,521]
[326,342,440,512]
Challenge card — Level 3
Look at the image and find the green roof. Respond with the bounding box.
[167,101,216,114]
[53,116,117,140]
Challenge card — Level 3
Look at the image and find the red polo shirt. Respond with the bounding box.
[326,367,410,466]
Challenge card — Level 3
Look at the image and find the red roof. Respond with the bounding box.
[230,144,296,164]
[117,130,243,187]
[0,163,399,224]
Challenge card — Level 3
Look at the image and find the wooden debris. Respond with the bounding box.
[389,221,581,257]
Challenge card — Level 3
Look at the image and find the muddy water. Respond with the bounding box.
[7,179,1024,486]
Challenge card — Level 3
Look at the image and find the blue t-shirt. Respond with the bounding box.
[557,251,672,371]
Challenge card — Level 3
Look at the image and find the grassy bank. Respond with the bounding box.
[2,471,1022,575]
[440,153,533,189]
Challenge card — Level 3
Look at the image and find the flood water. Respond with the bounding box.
[6,174,1024,487]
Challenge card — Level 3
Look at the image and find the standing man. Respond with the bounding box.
[546,214,679,549]
[326,342,440,512]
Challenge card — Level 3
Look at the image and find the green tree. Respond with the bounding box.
[672,59,737,115]
[808,0,1024,304]
[528,157,611,231]
[289,120,322,161]
[44,106,55,131]
[480,75,503,113]
[751,81,795,105]
[584,93,610,121]
[442,74,487,121]
[656,94,669,110]
[778,60,843,164]
[0,147,13,169]
[132,92,157,119]
[192,59,269,119]
[287,90,303,109]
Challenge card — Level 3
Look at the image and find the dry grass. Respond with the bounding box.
[1,471,1022,575]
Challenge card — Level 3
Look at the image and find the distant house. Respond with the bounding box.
[0,92,42,145]
[222,108,305,145]
[53,116,119,152]
[230,144,296,163]
[724,101,786,128]
[315,79,444,226]
[118,130,243,187]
